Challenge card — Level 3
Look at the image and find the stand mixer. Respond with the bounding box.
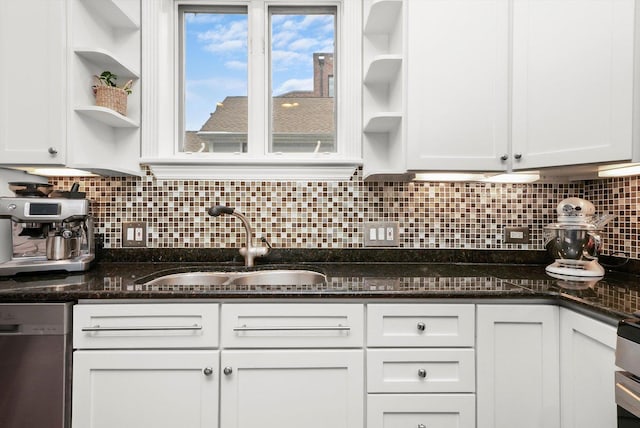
[0,183,94,276]
[543,197,614,278]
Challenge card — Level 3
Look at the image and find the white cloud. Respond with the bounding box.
[225,60,247,70]
[204,39,245,53]
[272,50,308,67]
[197,20,247,54]
[289,38,319,51]
[272,30,297,49]
[275,78,313,95]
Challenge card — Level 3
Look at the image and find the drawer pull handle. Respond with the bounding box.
[418,369,427,378]
[417,322,426,331]
[82,324,203,332]
[233,325,350,332]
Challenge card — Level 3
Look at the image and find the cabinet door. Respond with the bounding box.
[405,0,509,171]
[220,350,363,428]
[0,0,67,164]
[477,304,560,428]
[511,0,635,169]
[72,350,219,428]
[560,308,617,428]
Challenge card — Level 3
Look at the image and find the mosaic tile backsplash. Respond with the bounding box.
[50,169,639,260]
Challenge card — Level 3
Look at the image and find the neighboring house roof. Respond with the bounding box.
[183,131,207,152]
[198,96,335,134]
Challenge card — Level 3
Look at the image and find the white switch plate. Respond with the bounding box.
[504,226,530,244]
[364,222,399,247]
[122,221,147,247]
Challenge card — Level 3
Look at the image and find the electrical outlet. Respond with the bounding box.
[364,222,399,247]
[504,226,530,244]
[122,221,147,247]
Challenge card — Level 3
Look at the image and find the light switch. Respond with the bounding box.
[369,228,377,241]
[363,222,400,247]
[122,221,147,247]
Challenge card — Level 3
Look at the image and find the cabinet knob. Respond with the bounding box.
[203,367,213,376]
[514,153,522,160]
[418,425,426,428]
[418,369,427,378]
[417,322,426,332]
[500,154,508,161]
[48,147,58,155]
[223,366,233,376]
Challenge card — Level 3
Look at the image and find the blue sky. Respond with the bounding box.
[184,11,335,131]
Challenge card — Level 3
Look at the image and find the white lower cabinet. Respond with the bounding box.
[70,301,619,428]
[367,304,476,428]
[219,303,364,428]
[72,350,219,428]
[72,303,221,428]
[477,304,560,428]
[220,350,363,428]
[560,308,617,428]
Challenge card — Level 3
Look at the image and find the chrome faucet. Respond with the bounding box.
[207,205,270,267]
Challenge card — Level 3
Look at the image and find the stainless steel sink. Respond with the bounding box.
[144,272,232,287]
[143,269,326,287]
[230,270,326,286]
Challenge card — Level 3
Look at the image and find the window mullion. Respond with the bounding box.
[247,0,267,157]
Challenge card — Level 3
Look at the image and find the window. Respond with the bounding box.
[180,6,248,153]
[143,0,361,179]
[269,8,336,154]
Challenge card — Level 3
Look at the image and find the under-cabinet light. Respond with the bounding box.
[598,164,640,178]
[13,167,98,177]
[413,173,489,182]
[482,173,540,183]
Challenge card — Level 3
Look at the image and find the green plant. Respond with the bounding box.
[93,71,133,95]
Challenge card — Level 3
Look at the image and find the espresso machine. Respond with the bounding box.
[0,183,94,275]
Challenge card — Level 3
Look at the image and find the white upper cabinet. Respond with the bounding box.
[0,0,141,176]
[405,0,510,172]
[511,0,635,170]
[363,0,638,178]
[0,0,68,165]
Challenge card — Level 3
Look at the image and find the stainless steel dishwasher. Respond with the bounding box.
[0,303,72,428]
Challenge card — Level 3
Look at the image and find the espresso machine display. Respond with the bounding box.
[0,197,95,275]
[543,197,614,278]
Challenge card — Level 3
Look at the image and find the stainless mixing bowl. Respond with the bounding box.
[543,225,601,261]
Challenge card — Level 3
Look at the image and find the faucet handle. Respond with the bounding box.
[261,236,273,251]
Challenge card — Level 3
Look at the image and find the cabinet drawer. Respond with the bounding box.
[367,394,476,428]
[367,349,475,393]
[73,303,219,349]
[367,304,475,347]
[221,303,364,348]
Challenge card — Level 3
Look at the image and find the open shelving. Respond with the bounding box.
[362,0,405,179]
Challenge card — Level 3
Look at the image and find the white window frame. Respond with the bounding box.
[141,0,362,180]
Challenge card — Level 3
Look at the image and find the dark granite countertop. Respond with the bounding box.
[1,261,639,322]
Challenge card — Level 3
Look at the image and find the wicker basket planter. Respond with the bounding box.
[95,86,127,116]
